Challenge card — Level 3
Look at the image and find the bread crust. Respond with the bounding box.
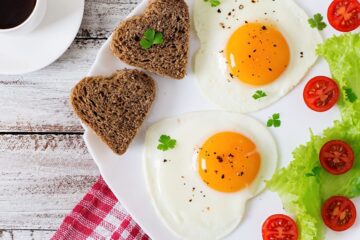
[70,69,156,155]
[110,0,190,79]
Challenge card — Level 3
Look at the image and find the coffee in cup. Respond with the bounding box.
[0,0,46,34]
[0,0,37,29]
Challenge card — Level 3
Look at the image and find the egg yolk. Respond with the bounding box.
[197,132,261,193]
[225,23,290,86]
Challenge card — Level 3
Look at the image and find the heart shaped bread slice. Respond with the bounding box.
[71,69,156,155]
[110,0,190,80]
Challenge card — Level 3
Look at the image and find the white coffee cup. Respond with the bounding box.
[0,0,47,35]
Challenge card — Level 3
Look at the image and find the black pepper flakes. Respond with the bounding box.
[221,174,225,179]
[237,171,245,177]
[217,156,224,163]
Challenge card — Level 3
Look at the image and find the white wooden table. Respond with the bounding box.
[0,1,139,239]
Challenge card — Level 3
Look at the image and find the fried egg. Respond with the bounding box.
[194,0,322,113]
[144,112,277,239]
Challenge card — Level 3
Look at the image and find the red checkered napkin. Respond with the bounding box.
[52,177,150,240]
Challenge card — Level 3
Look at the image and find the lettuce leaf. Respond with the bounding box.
[268,139,323,239]
[317,33,360,120]
[267,33,360,240]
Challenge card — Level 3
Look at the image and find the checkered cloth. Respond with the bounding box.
[52,177,149,240]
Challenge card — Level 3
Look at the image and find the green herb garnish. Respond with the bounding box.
[140,28,164,50]
[305,167,322,177]
[308,13,327,31]
[267,113,281,128]
[252,90,267,100]
[204,0,221,7]
[344,87,358,103]
[157,135,177,151]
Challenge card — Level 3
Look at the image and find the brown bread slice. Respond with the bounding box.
[110,0,190,80]
[70,69,156,155]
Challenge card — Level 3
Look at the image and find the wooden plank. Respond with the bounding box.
[0,39,102,133]
[0,0,141,133]
[0,230,54,240]
[78,0,140,39]
[0,134,99,230]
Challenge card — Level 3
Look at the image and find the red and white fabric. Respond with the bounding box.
[52,177,149,240]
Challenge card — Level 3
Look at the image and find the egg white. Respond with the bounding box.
[194,0,323,113]
[143,112,278,240]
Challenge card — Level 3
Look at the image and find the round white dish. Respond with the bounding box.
[0,0,84,75]
[83,0,360,239]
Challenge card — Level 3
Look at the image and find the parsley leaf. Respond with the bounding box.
[157,135,177,151]
[252,90,267,100]
[305,167,322,177]
[267,113,281,128]
[139,39,152,49]
[153,32,164,44]
[308,13,327,31]
[344,87,358,103]
[144,29,155,41]
[140,28,164,49]
[204,0,221,7]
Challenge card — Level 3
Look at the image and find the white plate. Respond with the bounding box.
[83,0,360,239]
[0,0,84,75]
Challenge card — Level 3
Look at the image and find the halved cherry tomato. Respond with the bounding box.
[262,214,298,240]
[319,140,354,175]
[322,196,356,231]
[328,0,360,32]
[303,76,339,112]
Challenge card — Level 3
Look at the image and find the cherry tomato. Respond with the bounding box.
[262,214,298,240]
[303,76,339,112]
[320,140,354,175]
[328,0,360,32]
[322,196,357,231]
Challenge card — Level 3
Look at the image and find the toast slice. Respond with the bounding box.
[70,69,156,155]
[110,0,190,80]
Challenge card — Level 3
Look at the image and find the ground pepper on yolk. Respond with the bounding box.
[225,22,290,86]
[198,132,261,193]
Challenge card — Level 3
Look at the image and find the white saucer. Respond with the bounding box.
[0,0,84,75]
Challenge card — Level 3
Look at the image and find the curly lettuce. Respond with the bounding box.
[267,33,360,240]
[317,33,360,121]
